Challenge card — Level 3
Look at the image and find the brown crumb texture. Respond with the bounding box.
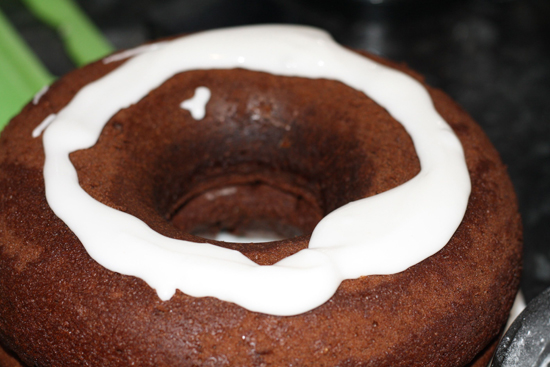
[0,47,521,366]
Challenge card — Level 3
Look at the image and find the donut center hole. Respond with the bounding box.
[167,179,324,243]
[71,70,420,253]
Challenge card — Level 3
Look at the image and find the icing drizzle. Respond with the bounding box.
[33,113,56,138]
[180,86,211,120]
[41,25,471,316]
[33,85,49,105]
[102,42,169,64]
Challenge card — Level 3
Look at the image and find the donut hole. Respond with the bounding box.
[152,109,370,245]
[71,69,420,262]
[168,180,324,242]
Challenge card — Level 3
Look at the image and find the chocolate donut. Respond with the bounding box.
[0,26,521,366]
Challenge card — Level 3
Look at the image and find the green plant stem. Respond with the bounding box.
[0,8,54,130]
[22,0,114,66]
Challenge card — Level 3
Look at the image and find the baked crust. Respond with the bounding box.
[0,49,521,366]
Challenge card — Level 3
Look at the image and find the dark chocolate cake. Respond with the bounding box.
[0,27,521,366]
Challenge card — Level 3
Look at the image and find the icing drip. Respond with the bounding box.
[41,25,471,316]
[180,86,211,120]
[33,85,49,105]
[33,113,56,138]
[103,42,168,64]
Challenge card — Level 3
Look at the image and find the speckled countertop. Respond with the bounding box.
[2,0,549,301]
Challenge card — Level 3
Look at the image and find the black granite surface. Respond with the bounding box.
[2,0,549,303]
[492,287,550,367]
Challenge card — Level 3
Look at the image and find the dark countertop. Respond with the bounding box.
[2,0,549,302]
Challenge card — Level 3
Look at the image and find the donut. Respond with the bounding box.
[0,25,522,366]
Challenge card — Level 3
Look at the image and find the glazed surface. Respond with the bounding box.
[0,40,521,366]
[39,26,470,315]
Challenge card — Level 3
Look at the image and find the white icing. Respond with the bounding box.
[41,25,471,316]
[33,85,49,105]
[180,86,211,120]
[204,186,237,200]
[33,113,56,138]
[102,42,168,64]
[214,231,284,243]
